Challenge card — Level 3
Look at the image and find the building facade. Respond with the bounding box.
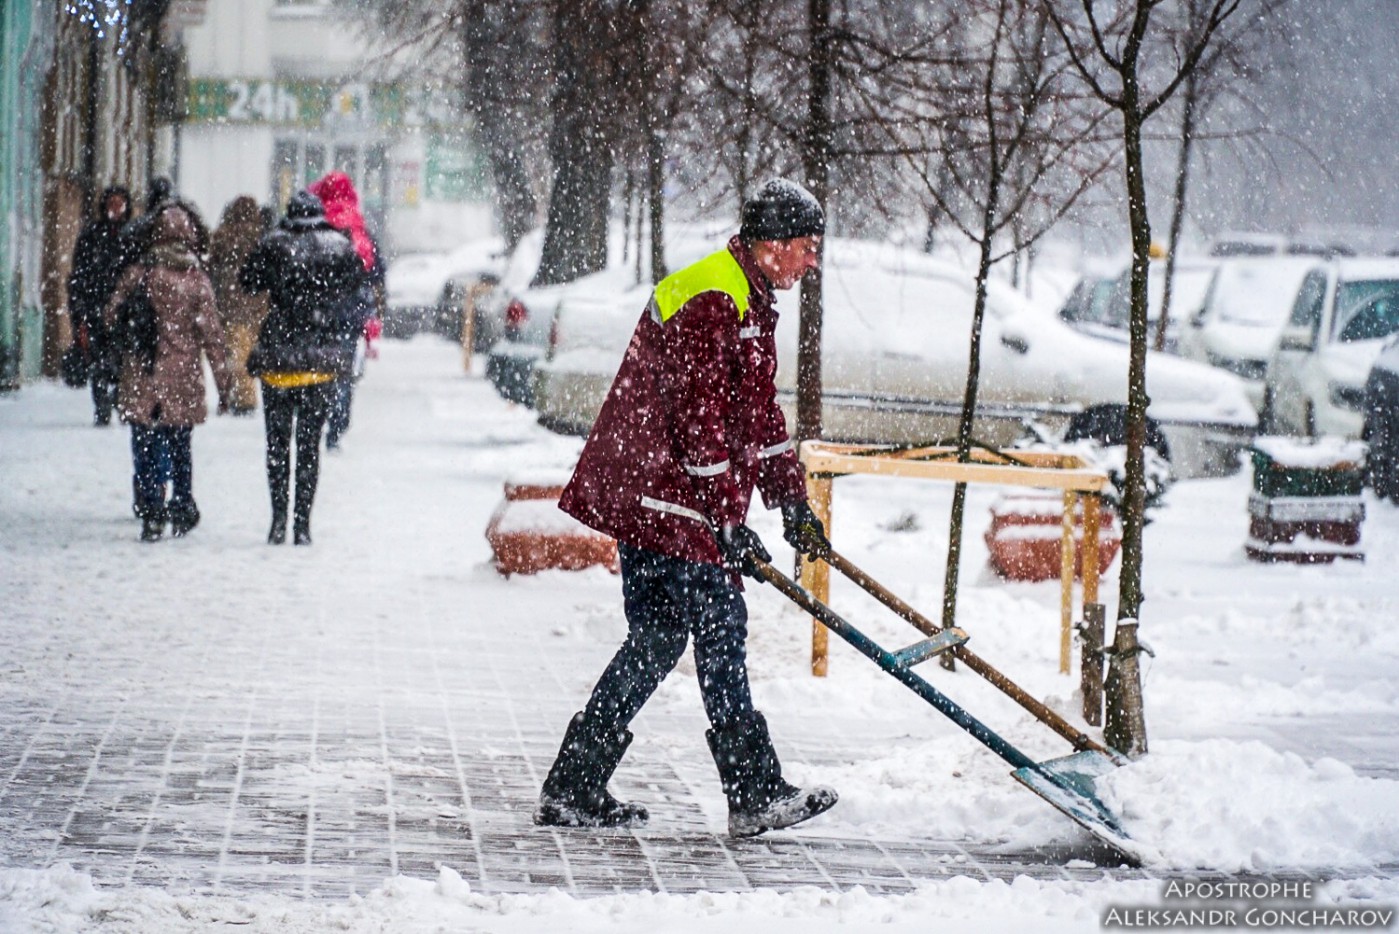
[175,0,492,257]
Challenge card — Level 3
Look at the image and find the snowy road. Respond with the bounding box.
[2,338,1397,931]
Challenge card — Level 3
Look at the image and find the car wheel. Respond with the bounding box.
[1259,384,1277,435]
[1368,415,1398,502]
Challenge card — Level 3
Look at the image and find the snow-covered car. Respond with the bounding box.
[434,236,506,345]
[534,238,1258,478]
[484,224,725,406]
[383,238,504,340]
[1176,255,1317,411]
[1363,335,1399,500]
[1268,258,1399,438]
[383,252,451,338]
[1056,255,1219,353]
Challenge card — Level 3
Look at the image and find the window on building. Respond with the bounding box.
[271,140,299,210]
[304,143,326,186]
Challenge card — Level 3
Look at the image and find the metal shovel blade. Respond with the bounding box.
[1011,750,1154,866]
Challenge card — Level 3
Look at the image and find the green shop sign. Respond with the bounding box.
[186,78,407,128]
[425,133,489,202]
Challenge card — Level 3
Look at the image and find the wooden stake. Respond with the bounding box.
[1079,602,1106,726]
[803,474,833,677]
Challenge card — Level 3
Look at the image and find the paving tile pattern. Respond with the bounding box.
[0,597,1371,900]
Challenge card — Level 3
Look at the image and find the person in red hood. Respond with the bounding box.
[307,172,385,450]
[537,179,838,838]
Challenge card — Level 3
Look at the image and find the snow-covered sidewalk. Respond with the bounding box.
[2,338,1398,932]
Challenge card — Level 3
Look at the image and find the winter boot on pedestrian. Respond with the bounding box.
[534,711,649,828]
[707,711,837,838]
[268,482,288,544]
[137,502,166,543]
[293,482,315,545]
[169,500,200,538]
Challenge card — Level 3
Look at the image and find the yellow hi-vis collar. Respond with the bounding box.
[649,248,751,324]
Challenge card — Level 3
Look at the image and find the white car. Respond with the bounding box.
[1057,255,1219,353]
[1269,257,1399,438]
[384,251,451,338]
[1177,255,1317,411]
[484,223,729,404]
[383,237,504,340]
[534,238,1258,478]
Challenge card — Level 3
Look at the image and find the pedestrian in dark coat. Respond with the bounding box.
[538,179,838,838]
[104,201,232,542]
[307,171,385,450]
[68,185,133,426]
[240,190,365,545]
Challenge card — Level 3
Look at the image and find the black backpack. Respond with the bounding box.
[115,274,158,374]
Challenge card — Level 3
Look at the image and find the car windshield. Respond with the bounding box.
[1335,279,1399,342]
[1212,263,1314,326]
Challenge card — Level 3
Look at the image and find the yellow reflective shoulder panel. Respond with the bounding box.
[651,249,751,324]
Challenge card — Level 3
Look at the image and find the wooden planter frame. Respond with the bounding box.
[797,440,1110,678]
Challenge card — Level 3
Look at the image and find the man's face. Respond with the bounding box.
[104,194,127,222]
[752,235,822,291]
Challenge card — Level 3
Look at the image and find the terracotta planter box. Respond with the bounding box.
[487,473,618,576]
[984,494,1121,583]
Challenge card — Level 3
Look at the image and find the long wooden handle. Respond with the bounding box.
[821,548,1113,758]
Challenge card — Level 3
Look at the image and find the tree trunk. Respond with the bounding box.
[1119,93,1152,624]
[941,190,1001,632]
[461,6,537,256]
[480,112,538,256]
[648,132,665,284]
[532,1,614,287]
[635,0,665,285]
[1155,68,1199,352]
[796,0,832,442]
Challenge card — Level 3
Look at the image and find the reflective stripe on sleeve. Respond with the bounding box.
[683,459,730,478]
[639,495,708,525]
[738,325,761,339]
[757,439,794,459]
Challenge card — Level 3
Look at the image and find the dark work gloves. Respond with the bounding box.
[781,501,830,558]
[717,523,772,581]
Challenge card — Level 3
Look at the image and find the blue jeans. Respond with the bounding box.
[582,544,755,732]
[131,425,192,512]
[326,375,353,445]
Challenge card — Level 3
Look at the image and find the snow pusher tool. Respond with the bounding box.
[751,554,1147,865]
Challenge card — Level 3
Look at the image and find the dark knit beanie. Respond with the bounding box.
[740,178,825,241]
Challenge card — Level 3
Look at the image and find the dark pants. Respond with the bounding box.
[130,424,192,514]
[582,544,755,733]
[326,375,353,446]
[85,322,119,424]
[262,382,332,528]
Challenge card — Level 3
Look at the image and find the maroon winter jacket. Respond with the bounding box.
[559,236,808,566]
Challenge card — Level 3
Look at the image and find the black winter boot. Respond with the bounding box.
[268,514,287,545]
[138,503,166,543]
[707,712,837,838]
[535,711,649,828]
[169,501,200,537]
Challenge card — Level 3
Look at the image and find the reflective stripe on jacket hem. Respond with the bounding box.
[758,439,794,459]
[683,459,730,478]
[738,325,761,339]
[639,495,709,525]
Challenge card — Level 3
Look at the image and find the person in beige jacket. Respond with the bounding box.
[209,196,269,415]
[105,200,232,542]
